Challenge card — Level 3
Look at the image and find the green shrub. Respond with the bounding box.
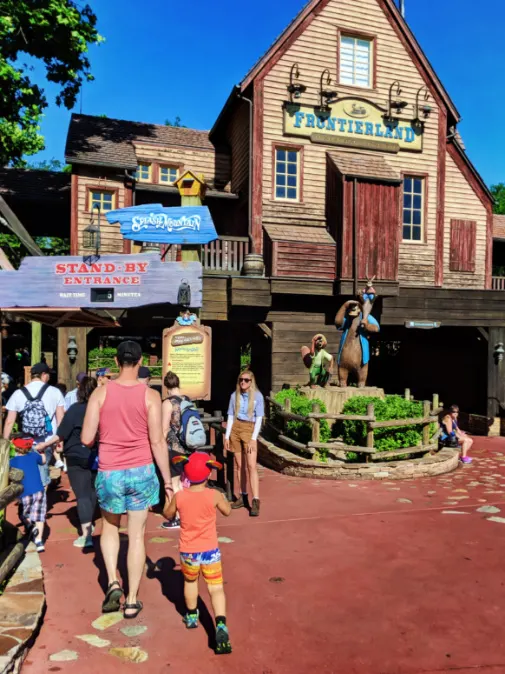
[88,347,162,377]
[273,389,331,445]
[338,395,434,453]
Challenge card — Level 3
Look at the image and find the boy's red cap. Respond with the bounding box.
[12,437,34,451]
[172,452,222,484]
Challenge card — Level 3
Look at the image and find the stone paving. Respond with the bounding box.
[17,437,505,673]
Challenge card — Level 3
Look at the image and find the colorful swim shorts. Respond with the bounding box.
[180,548,223,585]
[96,463,159,514]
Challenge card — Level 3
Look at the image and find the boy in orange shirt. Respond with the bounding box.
[164,452,232,655]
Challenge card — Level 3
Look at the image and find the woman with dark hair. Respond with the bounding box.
[37,376,99,547]
[440,404,473,464]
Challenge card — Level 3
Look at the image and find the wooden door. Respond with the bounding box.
[342,179,400,281]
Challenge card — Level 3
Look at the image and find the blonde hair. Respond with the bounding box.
[235,370,258,419]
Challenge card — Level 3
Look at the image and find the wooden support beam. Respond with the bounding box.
[31,322,42,365]
[0,196,43,257]
[258,323,272,339]
[0,248,14,271]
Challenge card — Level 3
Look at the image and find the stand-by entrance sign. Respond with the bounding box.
[0,254,202,309]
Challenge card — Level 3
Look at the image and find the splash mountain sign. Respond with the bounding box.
[284,98,423,153]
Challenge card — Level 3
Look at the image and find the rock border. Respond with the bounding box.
[0,541,45,674]
[258,436,459,480]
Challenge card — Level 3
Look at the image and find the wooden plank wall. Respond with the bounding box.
[262,0,441,286]
[133,141,230,190]
[273,240,336,279]
[227,100,250,195]
[382,287,505,326]
[270,311,341,390]
[444,153,487,288]
[76,168,125,255]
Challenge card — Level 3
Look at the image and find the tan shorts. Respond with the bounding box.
[229,419,255,453]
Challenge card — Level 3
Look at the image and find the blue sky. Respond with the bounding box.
[31,0,504,186]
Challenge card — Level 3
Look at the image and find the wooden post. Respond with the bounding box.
[366,403,374,462]
[311,403,321,444]
[283,397,291,435]
[57,327,88,391]
[31,322,41,365]
[432,393,439,413]
[423,400,431,447]
[404,388,410,401]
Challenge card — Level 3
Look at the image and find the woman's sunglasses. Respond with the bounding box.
[239,377,251,383]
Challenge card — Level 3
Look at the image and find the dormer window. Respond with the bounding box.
[159,166,179,184]
[136,162,152,182]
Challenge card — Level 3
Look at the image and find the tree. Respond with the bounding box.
[24,158,71,172]
[491,183,505,215]
[0,232,70,267]
[0,0,103,167]
[165,116,186,128]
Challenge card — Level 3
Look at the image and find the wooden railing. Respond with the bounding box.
[162,236,250,275]
[203,236,249,274]
[266,391,443,462]
[492,276,505,290]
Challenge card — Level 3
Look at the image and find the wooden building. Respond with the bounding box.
[63,0,505,420]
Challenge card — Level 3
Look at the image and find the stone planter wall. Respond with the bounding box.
[258,436,459,480]
[0,542,45,674]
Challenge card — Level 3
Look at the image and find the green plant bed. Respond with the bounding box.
[335,395,436,455]
[88,348,162,377]
[273,389,331,446]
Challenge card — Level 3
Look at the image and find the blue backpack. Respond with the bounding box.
[170,396,206,450]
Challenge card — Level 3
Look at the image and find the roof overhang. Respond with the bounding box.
[2,308,120,329]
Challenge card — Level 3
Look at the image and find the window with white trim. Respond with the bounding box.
[89,190,114,212]
[339,35,372,88]
[135,162,151,181]
[159,166,179,184]
[274,148,300,201]
[402,177,424,242]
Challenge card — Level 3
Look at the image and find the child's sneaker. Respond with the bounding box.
[460,456,473,464]
[161,517,181,530]
[183,610,199,629]
[35,540,45,553]
[73,534,94,548]
[215,623,232,655]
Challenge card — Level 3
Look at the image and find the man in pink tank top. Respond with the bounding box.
[82,341,173,619]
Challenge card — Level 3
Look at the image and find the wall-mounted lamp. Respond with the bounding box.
[494,342,505,364]
[412,85,432,130]
[384,80,408,124]
[83,204,101,258]
[287,63,307,102]
[317,69,338,113]
[67,336,78,363]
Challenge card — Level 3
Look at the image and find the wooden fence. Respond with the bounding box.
[266,390,443,462]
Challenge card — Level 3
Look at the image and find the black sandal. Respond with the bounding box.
[124,600,143,620]
[102,581,123,613]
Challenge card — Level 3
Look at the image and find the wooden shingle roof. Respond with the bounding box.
[264,223,335,244]
[65,114,215,169]
[493,214,505,239]
[328,151,401,183]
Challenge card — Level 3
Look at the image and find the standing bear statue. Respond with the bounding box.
[335,279,380,387]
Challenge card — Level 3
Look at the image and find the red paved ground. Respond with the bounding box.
[20,438,505,673]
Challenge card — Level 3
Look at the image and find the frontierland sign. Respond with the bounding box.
[284,98,423,153]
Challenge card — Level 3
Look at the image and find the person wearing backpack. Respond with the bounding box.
[161,371,207,530]
[3,363,65,491]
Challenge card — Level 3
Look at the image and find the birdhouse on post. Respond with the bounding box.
[175,170,207,206]
[175,171,207,288]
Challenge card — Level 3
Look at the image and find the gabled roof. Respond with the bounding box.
[238,0,460,122]
[65,114,216,169]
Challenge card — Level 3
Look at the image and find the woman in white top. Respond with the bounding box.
[223,370,264,517]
